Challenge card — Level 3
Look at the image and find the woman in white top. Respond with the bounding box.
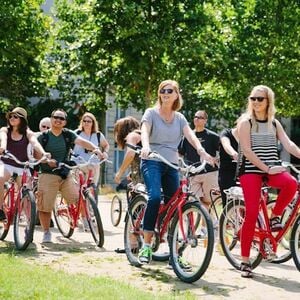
[73,112,109,187]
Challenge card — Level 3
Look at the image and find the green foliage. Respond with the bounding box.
[1,1,299,127]
[0,0,52,107]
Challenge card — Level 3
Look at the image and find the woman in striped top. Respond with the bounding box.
[237,85,300,278]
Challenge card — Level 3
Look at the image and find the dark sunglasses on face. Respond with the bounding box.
[9,114,19,120]
[83,119,92,123]
[160,88,174,94]
[250,96,266,102]
[42,125,50,129]
[194,116,206,120]
[52,115,66,121]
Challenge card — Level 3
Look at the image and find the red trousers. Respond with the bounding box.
[239,172,297,258]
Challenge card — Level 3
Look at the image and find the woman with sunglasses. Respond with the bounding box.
[39,117,51,132]
[237,85,300,278]
[73,112,109,187]
[138,79,213,264]
[0,107,48,221]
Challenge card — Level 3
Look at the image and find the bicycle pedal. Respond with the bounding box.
[265,252,277,262]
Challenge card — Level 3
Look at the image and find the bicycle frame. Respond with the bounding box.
[255,185,300,259]
[3,168,33,228]
[157,176,194,243]
[64,168,94,229]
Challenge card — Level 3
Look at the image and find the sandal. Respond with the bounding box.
[240,262,253,278]
[270,216,283,232]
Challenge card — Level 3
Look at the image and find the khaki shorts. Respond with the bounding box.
[190,171,218,204]
[37,173,79,213]
[73,165,100,186]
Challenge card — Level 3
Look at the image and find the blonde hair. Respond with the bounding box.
[238,85,276,131]
[156,79,183,111]
[78,112,99,133]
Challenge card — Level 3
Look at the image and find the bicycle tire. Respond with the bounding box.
[0,188,11,240]
[124,195,147,267]
[267,200,292,264]
[111,195,122,227]
[290,214,300,271]
[219,199,263,270]
[13,190,36,250]
[169,198,214,283]
[85,192,104,247]
[53,193,74,238]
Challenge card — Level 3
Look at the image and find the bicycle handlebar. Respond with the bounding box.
[1,151,49,167]
[282,161,300,175]
[126,143,206,175]
[53,153,112,171]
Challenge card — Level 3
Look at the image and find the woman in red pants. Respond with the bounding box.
[237,85,300,278]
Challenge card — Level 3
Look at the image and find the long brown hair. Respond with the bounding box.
[114,116,140,149]
[78,112,99,133]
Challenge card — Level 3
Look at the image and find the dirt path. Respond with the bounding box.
[2,196,300,299]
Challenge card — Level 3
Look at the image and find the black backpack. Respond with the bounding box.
[40,128,74,160]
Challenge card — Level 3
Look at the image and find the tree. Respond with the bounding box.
[49,0,300,130]
[0,0,52,114]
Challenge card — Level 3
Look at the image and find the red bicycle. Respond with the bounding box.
[0,152,47,250]
[219,161,300,271]
[52,154,110,247]
[124,145,214,283]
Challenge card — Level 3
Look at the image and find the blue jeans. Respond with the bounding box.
[141,159,179,232]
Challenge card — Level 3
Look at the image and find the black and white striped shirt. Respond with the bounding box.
[239,119,279,175]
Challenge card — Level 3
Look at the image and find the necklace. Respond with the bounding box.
[159,108,173,122]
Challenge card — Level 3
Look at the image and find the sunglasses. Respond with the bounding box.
[9,114,20,120]
[194,116,206,120]
[249,96,266,102]
[160,88,174,94]
[83,119,92,123]
[52,115,66,121]
[42,125,50,129]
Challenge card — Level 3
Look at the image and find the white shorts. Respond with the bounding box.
[0,162,23,176]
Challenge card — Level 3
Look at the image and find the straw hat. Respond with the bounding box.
[7,107,28,122]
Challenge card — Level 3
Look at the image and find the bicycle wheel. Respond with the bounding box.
[169,198,214,283]
[111,195,122,227]
[53,193,74,238]
[267,200,292,264]
[290,214,300,271]
[13,190,36,250]
[219,199,262,270]
[85,192,104,247]
[124,195,147,267]
[0,188,12,240]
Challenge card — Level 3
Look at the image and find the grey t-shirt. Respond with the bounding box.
[141,107,188,164]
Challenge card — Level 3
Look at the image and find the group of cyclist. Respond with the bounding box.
[113,80,300,279]
[0,108,108,243]
[0,80,300,279]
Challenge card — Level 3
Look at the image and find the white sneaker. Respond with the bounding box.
[42,230,52,243]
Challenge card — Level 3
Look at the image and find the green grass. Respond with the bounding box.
[0,254,195,300]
